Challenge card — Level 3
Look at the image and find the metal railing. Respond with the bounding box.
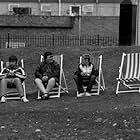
[0,33,118,48]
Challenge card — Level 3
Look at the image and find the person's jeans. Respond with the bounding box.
[74,75,96,93]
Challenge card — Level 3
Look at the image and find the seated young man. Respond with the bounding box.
[0,55,29,103]
[74,54,98,97]
[34,51,60,100]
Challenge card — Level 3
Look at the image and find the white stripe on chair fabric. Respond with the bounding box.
[124,53,140,80]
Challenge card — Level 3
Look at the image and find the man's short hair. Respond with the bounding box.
[82,54,91,60]
[43,51,53,60]
[9,55,18,63]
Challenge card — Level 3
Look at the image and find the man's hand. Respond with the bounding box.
[42,76,48,82]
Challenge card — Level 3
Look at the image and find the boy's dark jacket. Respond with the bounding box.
[74,62,99,77]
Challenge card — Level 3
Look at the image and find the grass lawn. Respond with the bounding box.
[1,46,140,139]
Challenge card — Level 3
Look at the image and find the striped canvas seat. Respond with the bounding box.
[116,53,140,94]
[37,54,68,99]
[76,54,105,96]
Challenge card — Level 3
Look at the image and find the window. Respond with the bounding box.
[41,4,51,16]
[8,4,19,14]
[69,5,81,16]
[82,5,93,15]
[13,7,32,15]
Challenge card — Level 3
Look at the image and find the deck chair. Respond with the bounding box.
[116,53,140,94]
[0,59,27,100]
[37,54,68,99]
[77,54,105,96]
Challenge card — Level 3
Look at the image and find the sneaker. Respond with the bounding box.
[77,92,85,97]
[21,96,29,103]
[0,96,6,103]
[41,93,49,100]
[85,92,91,96]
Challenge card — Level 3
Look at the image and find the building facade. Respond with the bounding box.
[0,0,122,16]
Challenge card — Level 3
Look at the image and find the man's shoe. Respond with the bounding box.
[85,92,91,96]
[21,96,29,103]
[41,93,49,100]
[1,96,6,103]
[77,92,85,97]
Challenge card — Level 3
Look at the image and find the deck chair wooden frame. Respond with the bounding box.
[0,59,27,100]
[116,53,140,94]
[77,54,105,96]
[37,54,68,99]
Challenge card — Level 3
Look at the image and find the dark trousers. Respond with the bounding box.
[74,75,96,93]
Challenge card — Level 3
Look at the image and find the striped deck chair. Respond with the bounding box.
[37,54,68,99]
[0,59,27,100]
[77,54,105,96]
[116,53,140,94]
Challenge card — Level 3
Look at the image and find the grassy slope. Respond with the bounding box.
[0,45,140,95]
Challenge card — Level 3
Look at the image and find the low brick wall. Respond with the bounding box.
[0,16,119,37]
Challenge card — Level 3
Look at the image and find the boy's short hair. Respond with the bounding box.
[82,54,91,60]
[9,55,18,63]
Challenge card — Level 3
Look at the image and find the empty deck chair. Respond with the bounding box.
[116,53,140,94]
[0,59,27,100]
[37,54,68,99]
[76,54,105,96]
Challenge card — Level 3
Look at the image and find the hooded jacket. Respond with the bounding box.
[35,60,60,81]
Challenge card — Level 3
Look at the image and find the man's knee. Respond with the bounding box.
[48,78,56,83]
[35,78,42,84]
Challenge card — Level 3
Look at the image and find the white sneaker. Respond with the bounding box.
[1,96,6,103]
[21,96,29,103]
[77,92,85,97]
[85,92,91,96]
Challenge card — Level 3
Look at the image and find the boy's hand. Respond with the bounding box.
[42,76,48,82]
[81,72,86,76]
[9,71,15,76]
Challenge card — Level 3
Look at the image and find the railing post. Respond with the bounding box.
[97,34,100,46]
[7,32,10,48]
[52,34,55,47]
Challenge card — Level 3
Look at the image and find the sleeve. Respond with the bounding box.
[49,63,60,79]
[34,64,43,79]
[0,68,9,79]
[74,64,81,76]
[15,67,27,80]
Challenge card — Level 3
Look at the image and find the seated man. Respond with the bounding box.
[34,51,60,100]
[0,55,29,103]
[74,54,98,97]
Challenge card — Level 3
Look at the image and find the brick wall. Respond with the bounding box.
[0,16,119,37]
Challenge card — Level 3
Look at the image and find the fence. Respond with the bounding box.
[0,33,118,48]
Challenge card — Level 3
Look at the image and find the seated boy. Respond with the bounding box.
[74,54,98,97]
[34,51,60,100]
[0,55,29,103]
